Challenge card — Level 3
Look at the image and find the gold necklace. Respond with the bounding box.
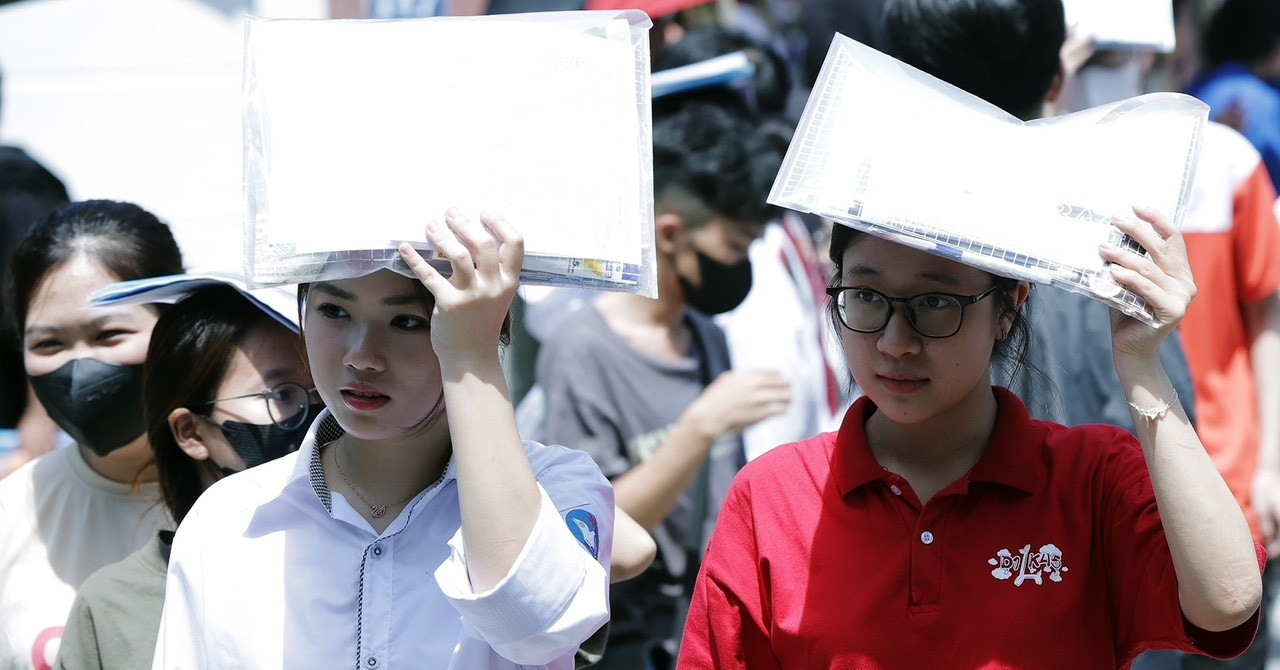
[333,445,447,518]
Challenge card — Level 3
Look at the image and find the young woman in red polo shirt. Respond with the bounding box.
[677,206,1264,669]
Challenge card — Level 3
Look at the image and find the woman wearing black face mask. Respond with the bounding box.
[56,280,319,670]
[0,200,184,670]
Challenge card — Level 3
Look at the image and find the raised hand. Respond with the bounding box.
[398,208,524,361]
[684,369,793,439]
[1254,468,1280,555]
[1102,205,1197,361]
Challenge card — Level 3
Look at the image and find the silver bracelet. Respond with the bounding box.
[1129,388,1179,422]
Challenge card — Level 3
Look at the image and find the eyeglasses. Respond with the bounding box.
[826,285,1000,339]
[200,382,322,431]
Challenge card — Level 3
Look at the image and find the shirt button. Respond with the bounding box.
[920,531,935,545]
[889,484,902,496]
[371,544,384,558]
[365,656,380,668]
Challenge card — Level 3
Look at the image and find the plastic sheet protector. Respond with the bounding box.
[770,35,1208,325]
[243,10,657,297]
[1062,0,1176,52]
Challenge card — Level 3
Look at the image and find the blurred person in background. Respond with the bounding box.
[0,146,71,477]
[0,200,183,670]
[653,24,850,459]
[535,101,791,669]
[1186,0,1280,194]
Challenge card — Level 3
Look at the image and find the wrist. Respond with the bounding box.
[1129,388,1179,423]
[1112,352,1163,380]
[438,352,504,385]
[676,406,721,448]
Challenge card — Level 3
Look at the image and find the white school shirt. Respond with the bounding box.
[153,410,613,670]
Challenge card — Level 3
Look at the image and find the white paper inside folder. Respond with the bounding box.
[242,10,657,297]
[769,34,1209,325]
[1062,0,1177,53]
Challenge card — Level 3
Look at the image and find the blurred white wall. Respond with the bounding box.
[0,0,325,273]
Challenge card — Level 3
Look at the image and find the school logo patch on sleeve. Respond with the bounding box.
[564,508,599,559]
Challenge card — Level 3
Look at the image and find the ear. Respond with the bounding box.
[1013,281,1031,310]
[655,211,685,255]
[998,281,1032,339]
[169,408,212,461]
[1046,62,1067,106]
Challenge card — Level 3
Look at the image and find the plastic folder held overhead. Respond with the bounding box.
[242,10,657,298]
[770,34,1208,325]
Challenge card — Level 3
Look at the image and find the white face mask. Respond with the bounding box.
[1059,51,1145,114]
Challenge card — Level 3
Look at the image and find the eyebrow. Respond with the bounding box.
[24,312,141,339]
[311,282,428,308]
[843,264,879,281]
[381,293,427,307]
[310,282,356,301]
[259,365,299,384]
[844,264,966,286]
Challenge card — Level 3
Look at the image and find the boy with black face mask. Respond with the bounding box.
[535,101,792,669]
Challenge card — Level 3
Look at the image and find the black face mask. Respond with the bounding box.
[29,358,147,457]
[213,403,321,476]
[677,249,754,315]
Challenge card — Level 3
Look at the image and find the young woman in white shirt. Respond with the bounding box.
[154,209,613,669]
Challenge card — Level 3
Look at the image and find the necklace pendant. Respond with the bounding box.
[371,505,387,518]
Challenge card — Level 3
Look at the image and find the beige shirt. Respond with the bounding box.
[0,446,168,670]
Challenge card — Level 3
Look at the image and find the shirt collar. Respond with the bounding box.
[831,386,1041,497]
[305,411,346,513]
[830,394,890,496]
[264,408,346,514]
[967,387,1040,493]
[286,408,460,517]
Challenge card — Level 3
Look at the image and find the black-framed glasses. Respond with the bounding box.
[826,285,1001,339]
[200,382,321,431]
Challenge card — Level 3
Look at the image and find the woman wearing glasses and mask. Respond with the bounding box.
[677,208,1264,668]
[56,281,320,670]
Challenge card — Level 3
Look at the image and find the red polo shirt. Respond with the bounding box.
[678,388,1262,669]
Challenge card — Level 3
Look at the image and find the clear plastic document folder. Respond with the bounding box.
[242,10,657,297]
[769,34,1209,325]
